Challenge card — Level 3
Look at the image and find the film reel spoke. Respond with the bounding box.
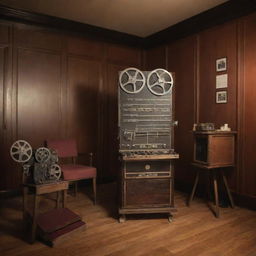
[156,72,161,79]
[134,70,139,79]
[123,81,130,86]
[133,83,137,92]
[149,81,159,88]
[125,71,132,79]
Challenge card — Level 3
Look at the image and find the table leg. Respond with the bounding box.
[63,189,67,208]
[23,186,28,221]
[56,191,61,208]
[31,194,39,243]
[188,170,199,206]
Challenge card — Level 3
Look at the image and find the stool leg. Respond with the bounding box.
[23,186,28,221]
[213,171,220,218]
[188,170,199,206]
[222,173,235,208]
[56,191,61,208]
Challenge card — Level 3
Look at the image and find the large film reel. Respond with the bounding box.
[10,140,32,163]
[48,164,61,180]
[147,69,173,96]
[35,147,51,163]
[119,67,146,94]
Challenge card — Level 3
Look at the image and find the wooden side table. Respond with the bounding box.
[23,181,69,243]
[188,163,235,218]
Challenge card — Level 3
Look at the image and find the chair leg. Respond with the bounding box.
[93,177,97,205]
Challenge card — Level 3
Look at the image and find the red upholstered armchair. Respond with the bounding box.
[46,139,96,204]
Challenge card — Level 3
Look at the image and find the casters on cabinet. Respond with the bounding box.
[168,214,173,223]
[119,214,126,223]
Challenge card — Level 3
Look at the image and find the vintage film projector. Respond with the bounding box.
[10,140,61,184]
[118,67,179,222]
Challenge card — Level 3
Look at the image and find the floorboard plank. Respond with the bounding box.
[0,183,256,256]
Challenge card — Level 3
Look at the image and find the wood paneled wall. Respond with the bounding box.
[238,13,256,199]
[0,21,142,190]
[144,12,256,205]
[1,10,256,208]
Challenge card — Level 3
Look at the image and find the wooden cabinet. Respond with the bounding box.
[193,131,236,168]
[190,131,236,217]
[119,155,179,222]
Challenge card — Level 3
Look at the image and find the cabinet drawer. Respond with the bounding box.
[125,160,170,173]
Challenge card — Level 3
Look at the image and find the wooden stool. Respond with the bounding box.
[23,181,69,243]
[187,163,235,218]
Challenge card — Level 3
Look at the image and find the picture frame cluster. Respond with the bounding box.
[216,57,227,104]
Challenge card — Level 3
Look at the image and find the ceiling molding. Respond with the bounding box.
[0,4,144,48]
[145,0,256,48]
[0,1,256,49]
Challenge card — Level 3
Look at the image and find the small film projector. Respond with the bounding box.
[10,140,61,184]
[10,141,87,246]
[118,68,179,222]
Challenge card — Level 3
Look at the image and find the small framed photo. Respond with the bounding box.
[216,57,227,72]
[216,91,227,104]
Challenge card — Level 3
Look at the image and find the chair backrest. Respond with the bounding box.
[46,139,78,158]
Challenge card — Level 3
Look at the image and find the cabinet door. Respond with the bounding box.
[125,178,171,207]
[208,135,235,166]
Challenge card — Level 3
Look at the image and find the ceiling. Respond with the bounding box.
[0,0,228,37]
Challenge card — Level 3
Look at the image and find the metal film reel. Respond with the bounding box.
[119,68,146,94]
[48,164,61,180]
[147,69,173,96]
[10,140,32,163]
[35,147,51,163]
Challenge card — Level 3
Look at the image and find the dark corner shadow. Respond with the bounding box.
[75,81,120,220]
[81,180,119,219]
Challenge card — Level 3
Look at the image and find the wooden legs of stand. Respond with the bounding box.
[188,169,234,218]
[212,171,220,218]
[187,170,199,206]
[222,174,235,208]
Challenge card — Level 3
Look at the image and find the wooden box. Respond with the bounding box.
[193,131,236,168]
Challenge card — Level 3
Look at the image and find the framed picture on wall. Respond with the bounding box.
[216,57,227,72]
[216,91,227,104]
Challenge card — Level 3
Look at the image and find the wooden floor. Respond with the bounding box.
[1,182,256,256]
